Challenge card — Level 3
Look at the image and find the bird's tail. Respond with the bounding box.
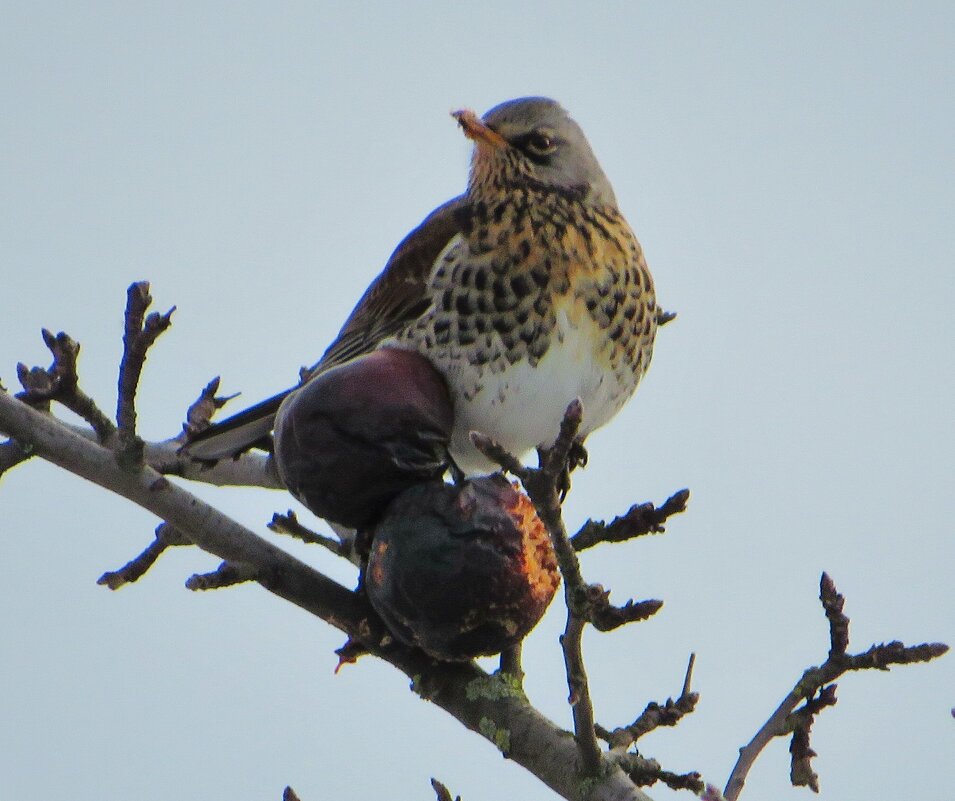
[184,388,293,460]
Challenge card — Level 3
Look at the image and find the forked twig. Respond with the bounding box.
[723,573,948,800]
[116,281,174,466]
[598,654,699,750]
[15,329,116,442]
[98,522,192,589]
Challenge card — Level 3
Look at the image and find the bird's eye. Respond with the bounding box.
[524,130,557,156]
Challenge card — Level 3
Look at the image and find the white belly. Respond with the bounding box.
[449,307,630,474]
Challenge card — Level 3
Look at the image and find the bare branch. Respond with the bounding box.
[146,436,282,488]
[469,431,527,478]
[182,376,240,436]
[186,560,260,590]
[786,684,837,792]
[589,590,663,633]
[431,778,460,801]
[499,643,525,689]
[268,510,345,557]
[0,389,657,801]
[602,693,699,749]
[98,522,191,589]
[615,753,703,794]
[15,329,115,442]
[820,571,849,658]
[599,654,699,750]
[0,437,33,476]
[656,309,677,327]
[2,403,281,488]
[842,640,948,671]
[723,573,949,800]
[116,281,174,466]
[10,283,944,801]
[572,490,689,551]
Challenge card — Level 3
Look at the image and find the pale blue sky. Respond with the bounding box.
[2,4,953,800]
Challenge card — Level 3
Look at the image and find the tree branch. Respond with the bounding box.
[572,490,689,552]
[598,654,699,750]
[182,376,240,437]
[0,387,656,801]
[116,281,174,466]
[613,752,703,794]
[97,522,191,589]
[475,400,604,776]
[268,510,348,558]
[16,328,116,442]
[5,283,946,801]
[723,573,948,800]
[2,409,281,488]
[431,778,460,801]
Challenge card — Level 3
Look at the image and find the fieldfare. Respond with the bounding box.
[187,97,658,474]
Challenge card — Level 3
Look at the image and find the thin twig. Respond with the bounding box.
[723,573,949,800]
[116,281,174,466]
[615,753,703,793]
[572,490,689,551]
[499,643,525,689]
[186,560,260,590]
[430,778,460,801]
[656,309,677,327]
[182,376,239,437]
[681,653,696,697]
[787,684,837,792]
[469,432,526,477]
[589,590,663,632]
[146,436,283,488]
[15,329,116,442]
[98,522,191,589]
[821,571,849,658]
[0,437,33,476]
[599,653,699,750]
[268,510,344,556]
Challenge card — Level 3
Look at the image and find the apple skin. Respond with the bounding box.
[365,475,560,661]
[274,348,454,529]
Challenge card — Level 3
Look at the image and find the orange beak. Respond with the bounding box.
[452,108,507,150]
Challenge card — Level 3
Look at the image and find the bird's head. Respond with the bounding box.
[453,97,617,208]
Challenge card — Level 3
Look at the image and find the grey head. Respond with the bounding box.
[453,97,617,208]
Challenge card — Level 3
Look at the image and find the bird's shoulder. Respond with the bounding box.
[309,195,469,375]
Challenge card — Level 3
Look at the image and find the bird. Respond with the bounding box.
[186,97,658,475]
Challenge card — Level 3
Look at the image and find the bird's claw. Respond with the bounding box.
[556,439,588,501]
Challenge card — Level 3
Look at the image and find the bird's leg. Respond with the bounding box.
[354,526,374,571]
[446,450,467,485]
[554,437,588,501]
[568,437,588,472]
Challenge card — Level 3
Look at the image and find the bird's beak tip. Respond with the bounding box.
[451,108,477,128]
[451,108,506,149]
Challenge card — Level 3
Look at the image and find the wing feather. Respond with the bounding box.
[308,195,465,375]
[186,195,466,459]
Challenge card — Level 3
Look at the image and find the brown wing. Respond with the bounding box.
[186,195,467,461]
[306,195,467,377]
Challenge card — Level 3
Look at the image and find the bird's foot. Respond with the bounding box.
[555,438,588,501]
[447,451,467,485]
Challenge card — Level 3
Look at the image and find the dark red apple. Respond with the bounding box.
[365,475,560,661]
[273,348,454,529]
